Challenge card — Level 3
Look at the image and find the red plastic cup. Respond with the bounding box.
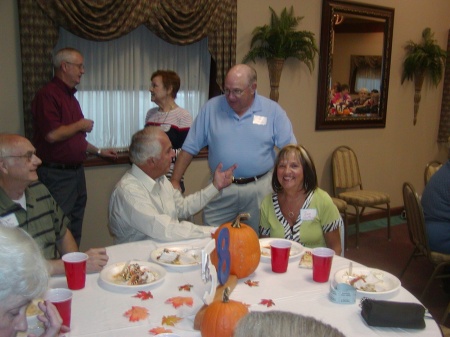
[62,252,88,290]
[270,240,292,273]
[312,247,335,282]
[44,288,73,327]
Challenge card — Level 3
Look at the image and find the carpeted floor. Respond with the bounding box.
[344,221,450,329]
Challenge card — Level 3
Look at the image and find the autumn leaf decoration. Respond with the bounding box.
[133,291,153,300]
[124,306,149,322]
[165,296,193,308]
[178,284,193,291]
[149,326,173,335]
[162,315,183,326]
[260,299,275,307]
[244,279,259,287]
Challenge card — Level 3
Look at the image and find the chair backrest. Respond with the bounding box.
[402,182,430,257]
[331,146,362,196]
[424,160,442,186]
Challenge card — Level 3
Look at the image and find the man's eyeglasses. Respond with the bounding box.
[224,84,252,97]
[1,151,36,161]
[65,61,85,71]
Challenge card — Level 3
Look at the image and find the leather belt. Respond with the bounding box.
[232,171,269,185]
[41,162,82,170]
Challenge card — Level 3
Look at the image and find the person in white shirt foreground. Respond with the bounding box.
[108,126,236,244]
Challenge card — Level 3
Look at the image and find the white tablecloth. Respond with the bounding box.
[49,238,441,337]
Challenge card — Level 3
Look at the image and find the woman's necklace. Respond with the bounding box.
[281,191,305,219]
[158,104,175,124]
[287,207,295,219]
[158,110,169,124]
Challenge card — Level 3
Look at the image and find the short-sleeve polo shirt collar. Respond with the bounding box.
[52,76,77,96]
[224,91,263,121]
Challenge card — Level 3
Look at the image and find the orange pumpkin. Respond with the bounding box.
[200,287,248,337]
[212,213,261,279]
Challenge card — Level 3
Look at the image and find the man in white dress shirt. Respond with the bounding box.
[108,126,236,244]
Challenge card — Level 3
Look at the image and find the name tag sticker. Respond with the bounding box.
[300,209,317,221]
[0,214,19,227]
[329,283,356,304]
[253,115,267,125]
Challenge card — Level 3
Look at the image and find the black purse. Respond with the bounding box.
[360,298,426,329]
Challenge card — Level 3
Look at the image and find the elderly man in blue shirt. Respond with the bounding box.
[171,64,297,233]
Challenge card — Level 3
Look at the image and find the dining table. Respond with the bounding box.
[47,237,442,337]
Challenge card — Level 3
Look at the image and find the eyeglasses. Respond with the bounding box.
[1,150,37,161]
[224,84,252,97]
[65,61,85,71]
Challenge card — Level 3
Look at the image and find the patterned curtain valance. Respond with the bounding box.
[18,0,236,139]
[350,55,382,69]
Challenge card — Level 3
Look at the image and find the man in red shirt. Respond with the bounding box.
[31,47,116,246]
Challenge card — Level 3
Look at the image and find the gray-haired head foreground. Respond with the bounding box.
[233,311,345,337]
[0,226,49,302]
[129,127,163,165]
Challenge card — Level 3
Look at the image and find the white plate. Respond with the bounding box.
[150,246,202,269]
[99,260,166,291]
[259,238,304,261]
[334,267,401,295]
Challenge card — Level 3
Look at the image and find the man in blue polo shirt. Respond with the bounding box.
[171,64,296,233]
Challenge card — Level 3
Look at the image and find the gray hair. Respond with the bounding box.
[0,226,49,302]
[53,47,82,68]
[129,127,162,165]
[234,311,345,337]
[359,87,368,94]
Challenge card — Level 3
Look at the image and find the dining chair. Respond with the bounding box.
[331,197,348,251]
[442,302,450,326]
[424,160,442,186]
[331,145,391,248]
[400,182,450,301]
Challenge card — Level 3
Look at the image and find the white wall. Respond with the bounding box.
[2,0,449,250]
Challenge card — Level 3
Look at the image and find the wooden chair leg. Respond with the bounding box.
[421,264,449,300]
[399,250,415,279]
[387,203,391,241]
[441,301,450,324]
[355,207,360,249]
[343,210,348,251]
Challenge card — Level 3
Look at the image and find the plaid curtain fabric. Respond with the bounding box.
[18,0,236,139]
[438,29,450,143]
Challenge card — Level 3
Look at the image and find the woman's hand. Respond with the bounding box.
[30,301,70,337]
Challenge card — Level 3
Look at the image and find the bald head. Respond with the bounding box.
[0,134,29,158]
[0,134,41,198]
[226,64,257,86]
[224,64,257,116]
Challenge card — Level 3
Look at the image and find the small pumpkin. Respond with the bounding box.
[212,213,261,279]
[200,287,249,337]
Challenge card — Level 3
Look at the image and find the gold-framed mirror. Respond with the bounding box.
[315,0,394,130]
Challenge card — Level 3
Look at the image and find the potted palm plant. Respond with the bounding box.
[242,6,318,102]
[401,27,447,125]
